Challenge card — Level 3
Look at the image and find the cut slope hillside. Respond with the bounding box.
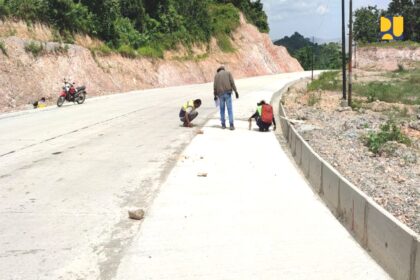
[0,15,303,112]
[355,44,420,71]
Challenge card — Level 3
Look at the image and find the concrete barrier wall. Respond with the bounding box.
[416,240,420,280]
[338,178,368,244]
[366,203,416,280]
[321,164,340,216]
[276,87,420,280]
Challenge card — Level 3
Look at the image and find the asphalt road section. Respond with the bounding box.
[0,72,313,280]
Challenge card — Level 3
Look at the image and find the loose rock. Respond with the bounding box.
[128,209,145,220]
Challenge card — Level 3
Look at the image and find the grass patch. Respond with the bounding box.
[365,120,411,154]
[117,44,137,58]
[308,92,321,106]
[350,99,363,111]
[209,3,240,35]
[51,44,69,54]
[90,44,113,56]
[353,67,420,105]
[194,53,209,61]
[216,33,235,53]
[0,40,8,56]
[209,3,239,53]
[24,41,44,57]
[138,45,164,59]
[308,71,341,92]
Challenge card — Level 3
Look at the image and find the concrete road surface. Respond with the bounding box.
[0,72,339,280]
[113,81,390,280]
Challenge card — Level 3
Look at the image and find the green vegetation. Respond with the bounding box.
[307,71,341,92]
[24,41,44,57]
[365,120,411,154]
[0,0,269,58]
[353,67,420,105]
[0,0,9,19]
[350,99,363,111]
[308,67,420,106]
[210,3,240,52]
[354,6,381,43]
[0,40,7,56]
[90,44,113,56]
[138,45,164,59]
[307,92,321,106]
[274,32,342,70]
[51,44,69,54]
[354,1,420,43]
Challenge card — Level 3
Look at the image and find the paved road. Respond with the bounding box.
[114,85,390,280]
[0,72,315,280]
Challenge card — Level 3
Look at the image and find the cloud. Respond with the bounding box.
[316,4,329,15]
[261,0,331,22]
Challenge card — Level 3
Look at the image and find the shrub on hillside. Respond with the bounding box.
[0,40,8,56]
[308,71,340,92]
[24,41,44,57]
[364,120,411,154]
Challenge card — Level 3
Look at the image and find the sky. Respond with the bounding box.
[261,0,391,41]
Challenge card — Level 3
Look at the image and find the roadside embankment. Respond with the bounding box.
[277,81,420,280]
[0,15,302,113]
[356,45,420,71]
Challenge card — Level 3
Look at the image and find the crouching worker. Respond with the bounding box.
[33,97,46,109]
[179,99,202,127]
[248,100,276,132]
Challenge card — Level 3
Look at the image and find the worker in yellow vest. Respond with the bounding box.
[179,99,202,127]
[33,97,46,109]
[248,100,276,132]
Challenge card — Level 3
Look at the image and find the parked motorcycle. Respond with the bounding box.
[57,79,87,107]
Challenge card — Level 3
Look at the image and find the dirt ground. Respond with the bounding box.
[282,80,420,234]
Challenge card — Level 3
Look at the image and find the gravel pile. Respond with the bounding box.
[283,83,420,234]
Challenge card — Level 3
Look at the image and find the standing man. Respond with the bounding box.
[213,66,239,130]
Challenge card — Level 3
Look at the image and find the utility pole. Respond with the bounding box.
[311,36,315,81]
[348,0,353,107]
[341,0,347,102]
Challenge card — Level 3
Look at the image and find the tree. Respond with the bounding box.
[387,0,415,40]
[274,32,312,55]
[120,0,146,31]
[415,0,420,41]
[214,0,269,32]
[174,0,212,42]
[4,0,47,22]
[353,6,381,43]
[46,0,93,33]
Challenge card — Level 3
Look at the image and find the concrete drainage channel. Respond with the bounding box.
[273,81,420,280]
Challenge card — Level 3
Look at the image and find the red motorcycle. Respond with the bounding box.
[57,79,87,107]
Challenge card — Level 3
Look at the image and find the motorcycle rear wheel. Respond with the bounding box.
[77,93,86,104]
[57,96,65,107]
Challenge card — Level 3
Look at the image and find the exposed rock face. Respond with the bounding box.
[355,46,420,71]
[0,15,302,112]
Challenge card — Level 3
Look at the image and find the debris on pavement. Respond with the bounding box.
[128,208,145,220]
[197,173,208,177]
[196,129,204,135]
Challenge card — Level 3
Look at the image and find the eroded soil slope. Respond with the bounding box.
[0,15,302,112]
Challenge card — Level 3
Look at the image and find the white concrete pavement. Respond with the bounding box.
[114,82,391,279]
[0,72,320,280]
